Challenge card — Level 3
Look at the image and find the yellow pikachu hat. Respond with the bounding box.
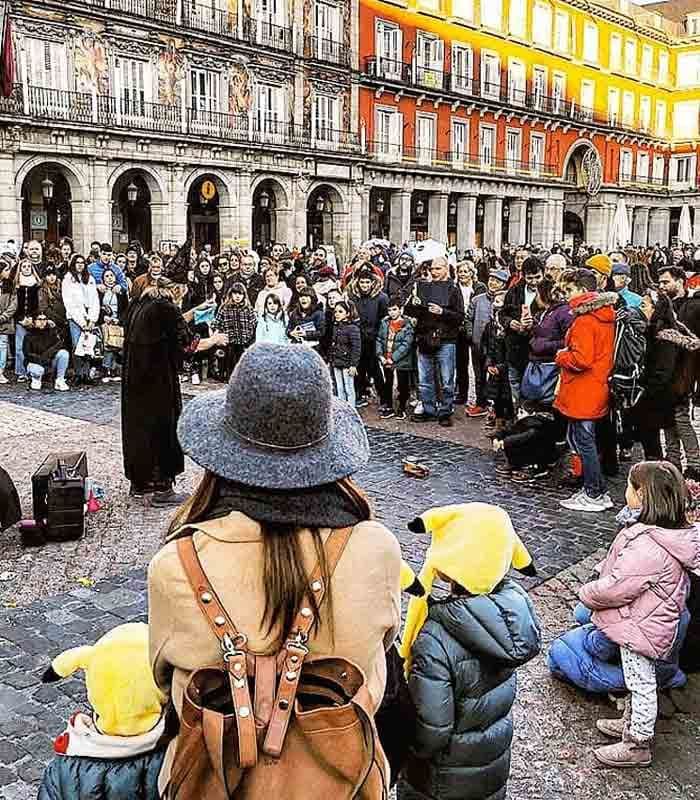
[400,559,426,597]
[399,503,535,665]
[42,622,166,737]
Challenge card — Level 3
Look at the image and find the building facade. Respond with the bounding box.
[358,0,700,250]
[1,0,700,256]
[0,0,363,259]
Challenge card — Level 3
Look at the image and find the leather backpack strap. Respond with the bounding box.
[263,525,354,757]
[176,537,258,768]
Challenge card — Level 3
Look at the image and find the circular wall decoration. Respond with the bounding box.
[200,180,217,201]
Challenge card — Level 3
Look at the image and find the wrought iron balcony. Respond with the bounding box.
[3,86,360,154]
[362,56,660,139]
[303,35,348,66]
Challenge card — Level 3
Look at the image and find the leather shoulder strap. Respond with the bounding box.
[263,525,354,757]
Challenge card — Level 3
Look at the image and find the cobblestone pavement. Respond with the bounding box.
[0,385,697,800]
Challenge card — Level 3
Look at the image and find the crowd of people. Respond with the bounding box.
[3,235,700,514]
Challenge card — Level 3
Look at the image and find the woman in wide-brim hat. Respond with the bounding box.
[147,342,402,795]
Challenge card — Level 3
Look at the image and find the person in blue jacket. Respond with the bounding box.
[88,243,129,292]
[611,263,642,309]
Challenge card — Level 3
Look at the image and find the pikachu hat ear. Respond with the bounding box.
[400,560,425,597]
[42,645,93,683]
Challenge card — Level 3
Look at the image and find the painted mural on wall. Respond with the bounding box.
[158,40,186,106]
[74,36,109,95]
[229,63,252,114]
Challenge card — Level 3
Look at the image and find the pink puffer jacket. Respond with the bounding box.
[579,522,700,660]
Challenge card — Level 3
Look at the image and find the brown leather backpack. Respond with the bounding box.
[166,527,388,800]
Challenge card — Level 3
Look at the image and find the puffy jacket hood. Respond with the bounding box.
[633,523,700,573]
[656,327,700,352]
[570,291,617,323]
[347,272,384,298]
[427,580,541,667]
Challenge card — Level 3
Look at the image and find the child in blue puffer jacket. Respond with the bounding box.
[38,623,166,800]
[399,503,541,800]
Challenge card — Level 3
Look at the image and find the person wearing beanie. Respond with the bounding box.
[384,252,418,307]
[611,263,642,309]
[398,503,540,800]
[585,253,613,291]
[38,623,167,800]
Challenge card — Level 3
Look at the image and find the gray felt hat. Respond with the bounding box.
[177,342,370,489]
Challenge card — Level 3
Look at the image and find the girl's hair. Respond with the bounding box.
[536,276,557,307]
[224,282,250,307]
[68,254,90,284]
[142,277,178,301]
[168,471,372,648]
[102,268,117,282]
[14,259,40,287]
[629,460,689,529]
[334,299,357,321]
[0,260,14,292]
[291,287,318,316]
[263,292,284,319]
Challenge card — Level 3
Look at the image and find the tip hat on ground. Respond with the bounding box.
[489,268,509,283]
[398,503,536,669]
[178,343,370,490]
[612,262,631,277]
[585,254,613,277]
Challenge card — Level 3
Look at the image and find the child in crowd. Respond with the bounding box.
[38,623,166,800]
[287,288,325,346]
[0,260,17,384]
[212,282,257,380]
[330,299,361,407]
[319,287,343,361]
[579,460,700,768]
[255,292,288,344]
[376,297,415,420]
[98,268,128,382]
[23,313,70,392]
[399,503,540,800]
[14,258,41,381]
[482,291,512,433]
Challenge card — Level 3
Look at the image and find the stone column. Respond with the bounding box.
[170,165,188,244]
[150,202,169,247]
[529,200,548,245]
[632,207,650,247]
[428,192,449,243]
[648,208,671,247]
[693,206,700,244]
[289,175,308,248]
[237,170,253,246]
[584,203,608,250]
[552,199,565,243]
[456,195,477,253]
[390,190,411,246]
[0,152,20,243]
[482,196,503,250]
[91,159,111,244]
[508,199,527,246]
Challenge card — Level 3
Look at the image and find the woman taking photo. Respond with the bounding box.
[148,343,401,797]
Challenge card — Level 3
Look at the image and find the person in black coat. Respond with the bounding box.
[500,257,544,410]
[121,280,227,503]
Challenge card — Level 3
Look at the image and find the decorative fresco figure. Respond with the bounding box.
[158,40,186,107]
[229,63,252,115]
[74,36,109,95]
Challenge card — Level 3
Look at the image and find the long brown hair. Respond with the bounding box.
[629,461,689,529]
[168,472,372,648]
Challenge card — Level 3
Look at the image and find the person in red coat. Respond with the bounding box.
[555,269,617,513]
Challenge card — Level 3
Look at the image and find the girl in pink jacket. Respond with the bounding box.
[579,461,700,769]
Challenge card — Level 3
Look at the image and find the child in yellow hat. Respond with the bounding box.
[398,503,541,800]
[38,622,168,800]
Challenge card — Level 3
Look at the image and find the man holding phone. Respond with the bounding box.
[500,257,544,410]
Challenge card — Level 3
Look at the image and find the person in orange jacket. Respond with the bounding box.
[555,268,617,513]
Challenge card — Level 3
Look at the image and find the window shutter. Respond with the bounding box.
[434,39,444,72]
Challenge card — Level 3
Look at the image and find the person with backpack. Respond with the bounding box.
[556,269,617,513]
[148,343,401,798]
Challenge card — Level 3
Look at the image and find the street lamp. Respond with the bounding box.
[449,200,457,216]
[503,204,510,220]
[316,195,326,213]
[126,181,138,205]
[376,196,385,214]
[415,199,425,216]
[259,190,270,209]
[476,203,484,220]
[41,176,54,202]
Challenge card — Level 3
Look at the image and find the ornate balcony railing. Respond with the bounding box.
[3,86,360,154]
[303,34,348,66]
[362,57,660,139]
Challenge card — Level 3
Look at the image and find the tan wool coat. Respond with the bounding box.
[147,511,402,791]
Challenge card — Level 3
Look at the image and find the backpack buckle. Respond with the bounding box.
[221,632,248,661]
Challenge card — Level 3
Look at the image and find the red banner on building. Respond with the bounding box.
[0,3,14,99]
